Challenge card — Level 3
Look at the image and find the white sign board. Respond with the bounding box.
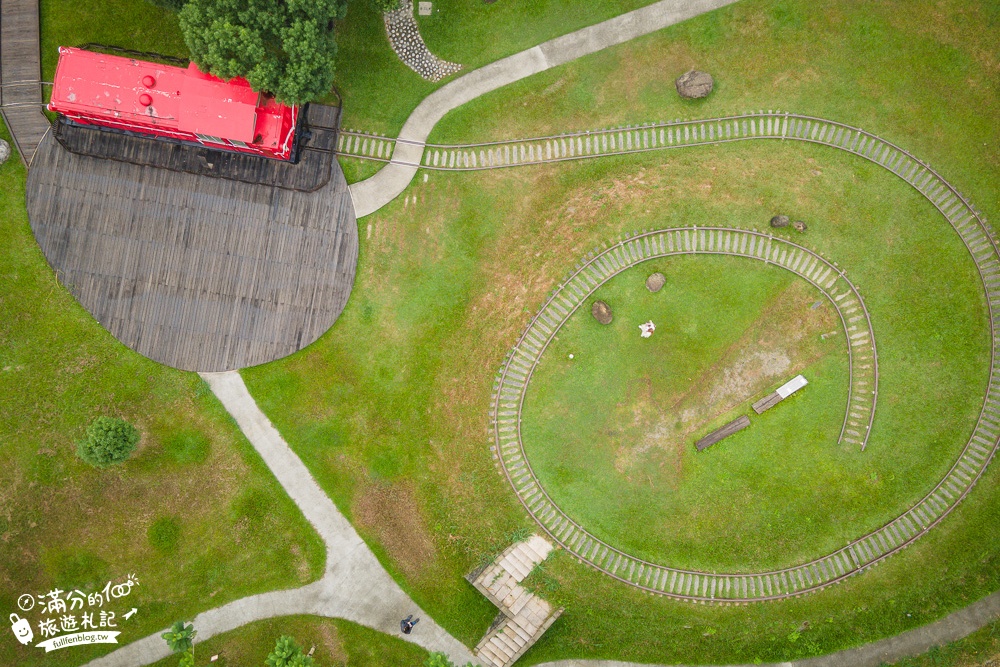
[776,374,808,399]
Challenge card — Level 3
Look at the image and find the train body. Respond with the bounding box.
[48,47,299,161]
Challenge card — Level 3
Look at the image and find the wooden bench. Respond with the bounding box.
[752,375,808,414]
[695,415,750,451]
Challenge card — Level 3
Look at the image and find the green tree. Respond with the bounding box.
[76,416,140,468]
[162,621,196,653]
[145,0,187,11]
[178,0,347,105]
[266,635,314,667]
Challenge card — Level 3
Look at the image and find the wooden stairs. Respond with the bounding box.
[466,535,562,667]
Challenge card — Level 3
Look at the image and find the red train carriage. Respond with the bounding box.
[48,47,300,161]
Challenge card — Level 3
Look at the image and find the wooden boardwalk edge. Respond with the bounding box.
[695,414,751,451]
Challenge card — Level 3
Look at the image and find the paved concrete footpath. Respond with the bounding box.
[81,371,476,667]
[542,587,1000,667]
[348,0,740,218]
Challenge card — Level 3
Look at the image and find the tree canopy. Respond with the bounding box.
[178,0,348,105]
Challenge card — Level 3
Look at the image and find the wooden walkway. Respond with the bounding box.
[0,0,50,165]
[26,131,358,371]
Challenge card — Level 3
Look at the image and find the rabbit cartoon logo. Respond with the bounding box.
[10,613,33,646]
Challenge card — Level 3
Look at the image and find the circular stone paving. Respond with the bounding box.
[491,221,999,602]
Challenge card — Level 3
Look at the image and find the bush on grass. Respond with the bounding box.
[266,635,314,667]
[76,416,140,468]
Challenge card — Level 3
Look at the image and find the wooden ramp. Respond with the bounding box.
[0,0,51,165]
[26,131,358,371]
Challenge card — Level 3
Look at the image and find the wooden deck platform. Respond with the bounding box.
[26,130,358,371]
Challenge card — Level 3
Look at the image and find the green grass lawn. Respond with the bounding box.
[25,0,1000,664]
[244,124,996,662]
[521,256,853,571]
[237,0,1000,662]
[147,616,429,667]
[39,0,188,83]
[0,118,325,667]
[239,6,1000,661]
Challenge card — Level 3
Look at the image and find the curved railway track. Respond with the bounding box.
[491,228,882,601]
[342,113,999,601]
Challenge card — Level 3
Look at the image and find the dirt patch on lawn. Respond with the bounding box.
[611,279,838,480]
[313,620,348,666]
[352,481,438,581]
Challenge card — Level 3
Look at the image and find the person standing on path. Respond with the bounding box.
[400,614,420,634]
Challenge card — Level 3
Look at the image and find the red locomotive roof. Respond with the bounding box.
[178,63,258,142]
[49,47,296,152]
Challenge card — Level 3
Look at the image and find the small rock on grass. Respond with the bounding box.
[0,139,10,166]
[675,70,714,99]
[793,220,807,232]
[592,300,613,325]
[646,272,666,292]
[770,214,790,228]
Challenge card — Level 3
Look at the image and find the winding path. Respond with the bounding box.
[82,372,476,667]
[347,0,740,217]
[384,0,462,82]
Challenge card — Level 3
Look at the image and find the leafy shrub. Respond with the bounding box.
[162,620,196,653]
[425,653,475,667]
[266,635,313,667]
[77,417,140,468]
[370,0,402,11]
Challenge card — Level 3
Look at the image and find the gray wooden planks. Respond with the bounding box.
[0,0,51,165]
[695,415,751,451]
[26,131,358,371]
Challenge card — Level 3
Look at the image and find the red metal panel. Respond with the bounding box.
[177,63,258,143]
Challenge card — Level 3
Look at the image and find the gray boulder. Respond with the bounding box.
[0,139,10,166]
[675,70,714,99]
[592,300,613,325]
[770,214,790,228]
[646,272,666,292]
